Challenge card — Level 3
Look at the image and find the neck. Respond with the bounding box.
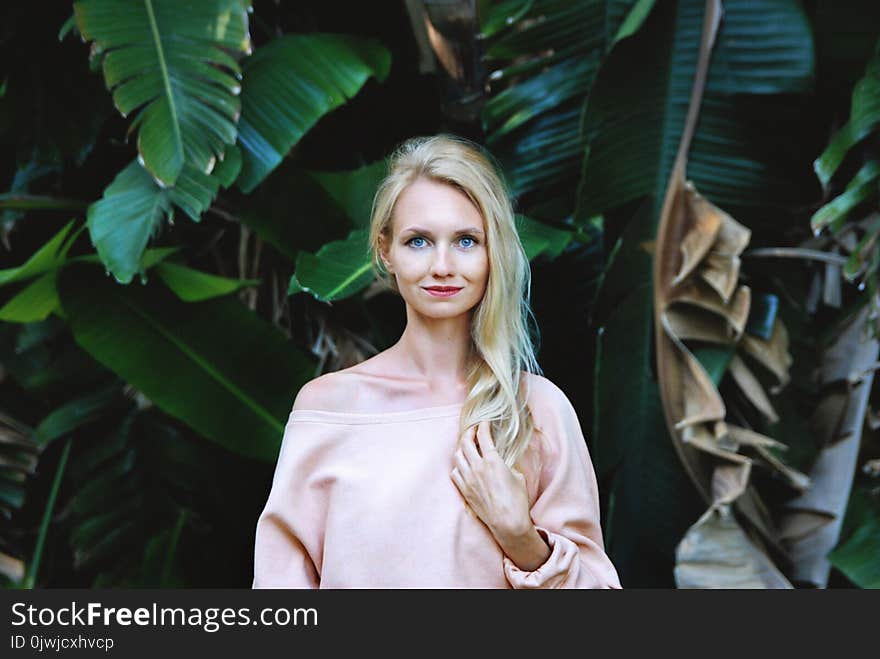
[393,308,473,386]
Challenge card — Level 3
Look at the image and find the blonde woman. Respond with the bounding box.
[253,134,621,588]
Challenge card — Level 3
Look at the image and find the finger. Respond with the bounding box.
[475,420,497,457]
[461,426,482,462]
[459,424,477,448]
[453,448,471,477]
[450,467,470,504]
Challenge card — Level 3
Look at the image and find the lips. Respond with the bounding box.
[424,286,463,297]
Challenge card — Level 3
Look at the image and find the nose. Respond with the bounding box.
[430,244,454,277]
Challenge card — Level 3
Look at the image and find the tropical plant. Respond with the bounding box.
[2,0,879,589]
[0,0,396,586]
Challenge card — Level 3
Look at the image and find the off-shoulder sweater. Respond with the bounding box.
[252,374,621,589]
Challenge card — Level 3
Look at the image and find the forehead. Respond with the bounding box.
[391,178,484,234]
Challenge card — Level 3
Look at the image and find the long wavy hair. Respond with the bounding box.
[368,134,542,468]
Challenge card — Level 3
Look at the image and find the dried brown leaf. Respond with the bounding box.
[729,355,780,424]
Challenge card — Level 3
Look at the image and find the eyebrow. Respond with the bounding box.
[400,226,484,237]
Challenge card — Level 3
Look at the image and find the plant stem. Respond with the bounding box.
[24,438,72,589]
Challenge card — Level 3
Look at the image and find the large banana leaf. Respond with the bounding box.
[67,409,217,585]
[481,0,604,203]
[58,264,316,462]
[87,161,222,284]
[73,0,251,186]
[235,162,355,262]
[307,162,389,229]
[583,0,816,585]
[236,34,391,193]
[577,0,815,221]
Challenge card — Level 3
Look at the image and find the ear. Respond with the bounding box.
[378,233,394,273]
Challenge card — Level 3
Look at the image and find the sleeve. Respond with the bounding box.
[502,384,622,589]
[252,413,323,589]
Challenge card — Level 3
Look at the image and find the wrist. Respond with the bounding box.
[491,517,535,546]
[494,522,552,572]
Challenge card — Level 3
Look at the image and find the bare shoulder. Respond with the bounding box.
[291,353,395,412]
[292,371,355,413]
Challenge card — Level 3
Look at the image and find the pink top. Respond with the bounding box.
[252,373,621,589]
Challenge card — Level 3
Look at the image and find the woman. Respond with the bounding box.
[253,134,621,588]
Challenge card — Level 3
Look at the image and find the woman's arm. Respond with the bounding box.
[500,382,621,589]
[253,383,328,589]
[253,511,320,588]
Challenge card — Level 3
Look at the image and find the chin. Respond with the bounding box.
[415,305,471,320]
[405,297,481,320]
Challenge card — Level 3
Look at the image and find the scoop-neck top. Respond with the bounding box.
[289,402,465,425]
[253,373,621,589]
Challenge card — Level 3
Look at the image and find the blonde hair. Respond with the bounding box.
[368,134,542,468]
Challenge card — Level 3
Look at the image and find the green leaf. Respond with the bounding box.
[704,0,814,95]
[517,214,574,259]
[236,166,352,262]
[58,14,76,41]
[290,229,374,302]
[58,264,316,462]
[484,56,598,144]
[829,487,880,588]
[237,34,391,193]
[483,1,604,200]
[480,0,534,39]
[811,160,880,233]
[492,106,589,198]
[307,161,389,228]
[166,165,222,222]
[486,0,603,60]
[23,439,72,588]
[611,0,657,46]
[154,262,259,302]
[74,0,251,185]
[692,344,736,386]
[0,272,60,323]
[87,161,220,284]
[33,384,123,446]
[578,0,815,219]
[0,220,78,287]
[815,39,880,188]
[87,162,173,284]
[212,144,242,189]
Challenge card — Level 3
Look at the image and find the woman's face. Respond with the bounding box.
[380,178,489,321]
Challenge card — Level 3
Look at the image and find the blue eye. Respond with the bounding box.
[459,236,476,249]
[407,236,427,248]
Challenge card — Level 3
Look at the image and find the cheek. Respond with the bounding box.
[472,251,489,284]
[394,257,428,280]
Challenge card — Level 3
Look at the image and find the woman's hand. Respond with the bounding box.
[451,421,551,571]
[450,420,533,542]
